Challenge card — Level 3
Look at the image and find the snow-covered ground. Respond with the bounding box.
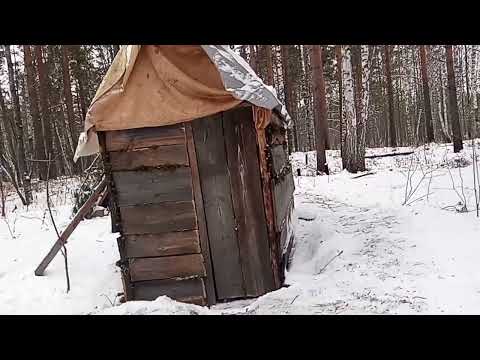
[0,178,122,314]
[2,140,480,314]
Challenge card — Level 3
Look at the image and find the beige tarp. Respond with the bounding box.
[74,45,287,161]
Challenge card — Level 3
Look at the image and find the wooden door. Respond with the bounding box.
[192,107,275,301]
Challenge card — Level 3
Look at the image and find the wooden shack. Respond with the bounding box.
[74,45,295,306]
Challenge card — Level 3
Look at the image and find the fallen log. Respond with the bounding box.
[365,151,414,159]
[35,177,107,276]
[351,171,376,179]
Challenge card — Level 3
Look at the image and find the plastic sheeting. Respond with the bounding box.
[74,45,289,161]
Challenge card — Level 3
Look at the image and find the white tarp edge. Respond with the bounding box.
[200,45,291,124]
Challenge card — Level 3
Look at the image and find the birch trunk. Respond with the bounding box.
[341,45,358,172]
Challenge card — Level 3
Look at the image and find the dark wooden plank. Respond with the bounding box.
[98,132,122,234]
[98,132,134,300]
[279,225,288,257]
[185,123,217,306]
[282,203,296,275]
[129,254,206,282]
[110,144,188,171]
[273,174,295,232]
[269,126,287,145]
[254,109,281,289]
[280,202,295,253]
[120,201,197,235]
[223,107,275,297]
[271,145,288,176]
[192,114,245,300]
[271,110,287,129]
[105,124,185,152]
[125,231,200,258]
[132,277,206,305]
[113,168,193,207]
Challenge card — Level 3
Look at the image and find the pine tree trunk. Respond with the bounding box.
[302,45,315,151]
[384,45,397,147]
[256,45,266,81]
[62,46,77,150]
[281,45,298,154]
[61,45,81,174]
[23,45,48,180]
[265,45,274,86]
[35,45,57,178]
[70,46,88,121]
[49,45,75,176]
[0,116,5,215]
[311,45,330,174]
[419,45,434,143]
[249,45,257,72]
[336,45,344,157]
[5,45,30,203]
[464,45,472,139]
[353,45,369,171]
[0,87,17,173]
[272,46,282,95]
[240,45,248,61]
[445,45,464,153]
[457,47,466,139]
[472,46,479,138]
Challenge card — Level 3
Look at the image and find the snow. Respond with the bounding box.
[0,179,122,314]
[2,140,480,314]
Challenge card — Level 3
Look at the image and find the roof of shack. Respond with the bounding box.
[74,45,289,161]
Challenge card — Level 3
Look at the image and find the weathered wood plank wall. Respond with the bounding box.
[192,107,278,300]
[192,114,245,300]
[223,108,275,296]
[101,106,295,306]
[103,123,211,306]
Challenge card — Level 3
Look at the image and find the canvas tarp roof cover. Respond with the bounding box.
[74,45,289,161]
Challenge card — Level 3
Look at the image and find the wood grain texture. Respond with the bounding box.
[192,114,245,300]
[270,111,286,128]
[254,113,281,289]
[273,175,295,232]
[271,145,288,176]
[271,142,294,232]
[124,231,200,258]
[185,122,217,305]
[223,108,275,296]
[270,127,287,145]
[132,277,206,305]
[98,132,134,300]
[129,254,206,282]
[120,201,197,235]
[105,124,185,152]
[110,144,188,171]
[113,168,193,207]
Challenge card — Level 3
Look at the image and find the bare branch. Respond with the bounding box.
[45,153,71,293]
